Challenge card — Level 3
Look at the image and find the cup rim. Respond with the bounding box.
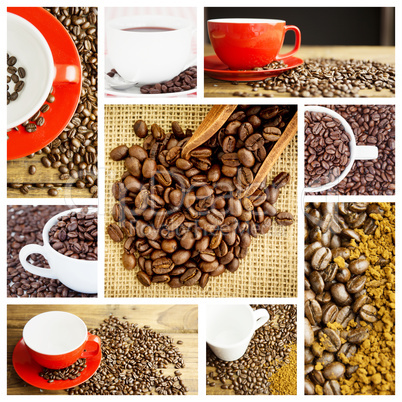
[304,106,356,192]
[42,207,98,264]
[206,305,255,349]
[7,12,54,129]
[108,15,192,32]
[208,18,285,24]
[23,311,88,355]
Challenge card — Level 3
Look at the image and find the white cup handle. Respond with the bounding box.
[354,145,378,161]
[252,309,269,330]
[19,244,57,279]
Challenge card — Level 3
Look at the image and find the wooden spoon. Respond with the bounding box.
[240,111,298,199]
[181,104,237,160]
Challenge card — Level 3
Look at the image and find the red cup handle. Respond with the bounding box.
[54,64,80,83]
[276,25,301,60]
[81,334,101,359]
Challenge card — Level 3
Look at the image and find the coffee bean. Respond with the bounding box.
[28,165,36,175]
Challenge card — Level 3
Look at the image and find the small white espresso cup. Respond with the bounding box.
[7,12,80,129]
[19,208,98,294]
[206,305,269,361]
[106,15,195,85]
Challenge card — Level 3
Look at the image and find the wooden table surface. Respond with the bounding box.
[7,155,95,198]
[7,304,198,395]
[204,45,395,98]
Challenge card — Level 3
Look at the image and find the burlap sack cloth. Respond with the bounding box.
[105,105,297,298]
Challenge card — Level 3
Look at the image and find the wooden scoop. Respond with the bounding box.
[181,105,237,160]
[240,111,298,199]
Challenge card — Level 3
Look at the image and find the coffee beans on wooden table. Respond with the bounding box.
[39,359,87,383]
[8,7,98,198]
[232,58,395,97]
[7,53,25,105]
[7,205,97,298]
[107,105,296,288]
[207,305,297,395]
[67,315,188,395]
[304,111,350,188]
[312,105,395,195]
[48,208,98,260]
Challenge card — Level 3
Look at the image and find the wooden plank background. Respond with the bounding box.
[7,304,198,395]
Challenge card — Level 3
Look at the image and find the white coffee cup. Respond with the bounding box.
[18,208,97,294]
[206,305,269,361]
[304,106,379,193]
[106,15,195,85]
[7,12,80,129]
[23,311,101,369]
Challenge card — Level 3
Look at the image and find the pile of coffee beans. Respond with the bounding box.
[7,54,25,104]
[67,315,187,395]
[48,208,98,260]
[207,304,296,395]
[7,205,96,298]
[252,60,288,71]
[232,58,395,97]
[316,105,395,195]
[107,105,295,288]
[139,66,197,94]
[39,359,87,383]
[304,202,379,395]
[8,7,98,197]
[304,111,350,188]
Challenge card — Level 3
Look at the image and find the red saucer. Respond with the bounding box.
[12,336,102,390]
[7,7,82,160]
[204,54,303,82]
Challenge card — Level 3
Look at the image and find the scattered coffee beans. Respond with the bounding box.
[7,205,96,298]
[252,60,288,71]
[304,202,382,395]
[67,315,188,395]
[108,105,295,288]
[304,111,350,188]
[49,208,98,260]
[7,53,25,104]
[207,305,296,395]
[232,58,395,97]
[39,359,87,382]
[313,105,395,195]
[8,7,98,198]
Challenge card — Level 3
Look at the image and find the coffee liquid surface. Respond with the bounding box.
[122,27,176,32]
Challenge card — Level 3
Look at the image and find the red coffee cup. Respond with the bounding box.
[208,18,301,70]
[22,311,101,369]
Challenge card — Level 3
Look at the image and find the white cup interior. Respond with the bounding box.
[7,13,54,129]
[208,18,285,24]
[304,106,357,193]
[108,15,191,32]
[23,311,87,355]
[206,305,253,347]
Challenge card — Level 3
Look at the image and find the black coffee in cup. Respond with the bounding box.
[122,27,176,33]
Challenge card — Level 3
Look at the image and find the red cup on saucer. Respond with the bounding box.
[208,18,301,70]
[23,311,101,369]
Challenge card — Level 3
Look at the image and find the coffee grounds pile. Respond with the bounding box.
[232,58,395,97]
[206,304,297,395]
[7,205,96,298]
[49,208,98,260]
[67,315,188,395]
[39,359,87,383]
